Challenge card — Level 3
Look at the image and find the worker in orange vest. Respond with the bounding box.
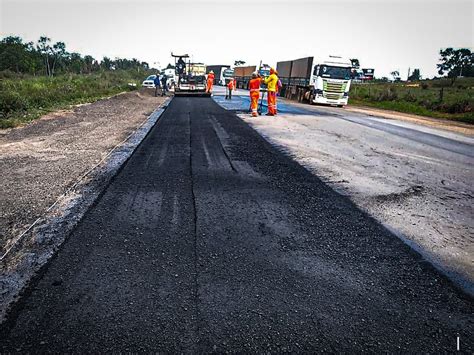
[248,72,262,117]
[263,68,279,116]
[206,70,215,93]
[226,77,235,100]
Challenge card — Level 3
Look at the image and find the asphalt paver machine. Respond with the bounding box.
[171,52,210,97]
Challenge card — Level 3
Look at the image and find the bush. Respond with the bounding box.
[0,69,152,127]
[437,100,471,114]
[350,77,474,123]
[0,90,28,116]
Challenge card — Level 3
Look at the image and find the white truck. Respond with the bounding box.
[277,55,353,107]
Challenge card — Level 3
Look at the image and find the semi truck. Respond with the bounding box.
[222,68,234,85]
[277,55,352,106]
[206,65,231,85]
[171,53,208,96]
[234,64,271,89]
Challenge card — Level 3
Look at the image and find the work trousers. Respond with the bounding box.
[154,86,161,97]
[267,91,277,115]
[250,91,260,116]
[206,80,213,93]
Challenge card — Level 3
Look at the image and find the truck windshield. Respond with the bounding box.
[259,69,270,77]
[317,66,352,80]
[223,69,234,77]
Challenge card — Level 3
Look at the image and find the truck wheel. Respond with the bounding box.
[298,89,304,103]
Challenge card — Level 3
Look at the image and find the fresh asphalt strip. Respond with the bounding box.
[1,97,472,352]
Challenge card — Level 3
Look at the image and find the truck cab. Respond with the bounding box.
[258,65,271,78]
[222,68,234,85]
[309,57,352,106]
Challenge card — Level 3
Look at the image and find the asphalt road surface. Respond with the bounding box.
[1,97,472,353]
[213,87,474,291]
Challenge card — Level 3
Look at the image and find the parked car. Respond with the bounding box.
[142,75,157,88]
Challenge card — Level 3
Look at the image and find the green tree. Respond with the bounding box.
[437,48,473,84]
[408,68,421,81]
[37,36,52,76]
[68,52,83,74]
[101,56,112,70]
[51,41,66,75]
[83,55,95,73]
[390,70,400,81]
[0,36,38,73]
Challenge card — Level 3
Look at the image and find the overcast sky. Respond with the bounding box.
[1,0,473,78]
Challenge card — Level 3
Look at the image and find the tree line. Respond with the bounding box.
[354,48,473,83]
[0,36,151,76]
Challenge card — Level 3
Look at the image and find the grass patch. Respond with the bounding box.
[350,77,474,124]
[0,69,153,128]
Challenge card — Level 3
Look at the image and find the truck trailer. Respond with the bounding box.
[234,64,271,89]
[277,55,352,106]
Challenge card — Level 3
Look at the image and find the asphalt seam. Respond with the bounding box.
[213,125,237,173]
[189,110,200,349]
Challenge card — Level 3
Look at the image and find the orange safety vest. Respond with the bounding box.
[228,79,234,90]
[249,78,261,92]
[207,73,215,82]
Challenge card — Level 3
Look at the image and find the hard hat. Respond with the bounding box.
[252,71,258,78]
[209,70,214,74]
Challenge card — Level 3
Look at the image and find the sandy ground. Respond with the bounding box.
[345,105,474,136]
[0,88,166,254]
[211,86,473,290]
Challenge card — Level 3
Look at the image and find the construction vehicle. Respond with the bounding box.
[171,53,209,96]
[234,64,271,89]
[277,55,352,106]
[206,65,231,85]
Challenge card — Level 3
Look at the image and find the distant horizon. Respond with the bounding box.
[1,0,473,79]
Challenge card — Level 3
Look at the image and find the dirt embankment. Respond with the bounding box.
[0,88,165,254]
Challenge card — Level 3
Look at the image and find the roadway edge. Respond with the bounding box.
[0,97,172,323]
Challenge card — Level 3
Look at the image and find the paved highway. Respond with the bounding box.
[213,86,474,292]
[1,97,472,352]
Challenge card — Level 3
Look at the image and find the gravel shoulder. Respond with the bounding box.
[0,88,165,254]
[345,105,474,137]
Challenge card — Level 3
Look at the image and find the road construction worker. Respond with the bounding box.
[226,78,234,100]
[206,70,215,93]
[263,68,279,115]
[161,75,168,96]
[249,72,262,117]
[153,74,161,97]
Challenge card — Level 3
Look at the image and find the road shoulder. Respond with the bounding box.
[345,105,474,136]
[0,91,171,322]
